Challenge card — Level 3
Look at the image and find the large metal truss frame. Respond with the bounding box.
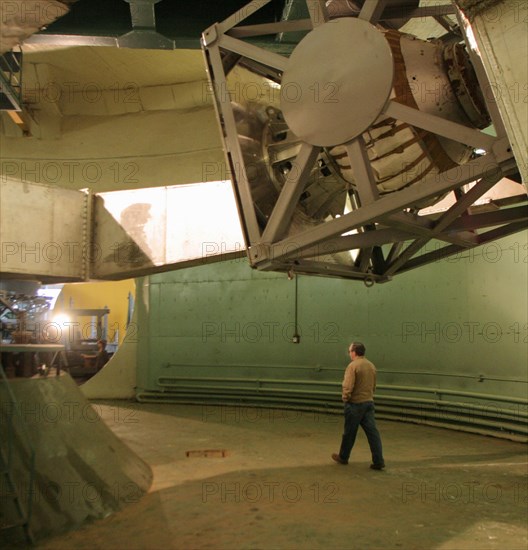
[202,0,527,283]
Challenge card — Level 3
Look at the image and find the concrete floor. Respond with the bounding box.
[36,402,527,550]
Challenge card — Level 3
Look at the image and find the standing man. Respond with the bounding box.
[332,342,385,470]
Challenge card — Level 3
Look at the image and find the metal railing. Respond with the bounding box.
[0,50,22,111]
[135,367,528,442]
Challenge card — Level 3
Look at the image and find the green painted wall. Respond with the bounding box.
[136,233,527,427]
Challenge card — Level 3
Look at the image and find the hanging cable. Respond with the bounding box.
[293,271,300,344]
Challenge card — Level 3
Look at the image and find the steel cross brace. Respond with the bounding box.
[201,0,525,282]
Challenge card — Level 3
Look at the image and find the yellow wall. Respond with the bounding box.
[58,279,135,345]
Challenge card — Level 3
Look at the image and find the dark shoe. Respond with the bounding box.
[331,453,348,465]
[370,462,385,470]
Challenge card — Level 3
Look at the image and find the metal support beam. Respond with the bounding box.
[345,137,379,205]
[448,206,528,232]
[432,176,507,233]
[218,0,274,35]
[359,0,387,23]
[263,155,505,263]
[434,14,461,37]
[386,241,405,266]
[382,5,456,20]
[219,34,289,72]
[357,247,373,272]
[227,19,313,38]
[400,221,527,273]
[371,245,386,274]
[264,259,387,282]
[384,100,496,151]
[293,228,412,260]
[262,144,320,243]
[382,212,479,247]
[383,172,506,275]
[205,44,262,243]
[306,0,329,27]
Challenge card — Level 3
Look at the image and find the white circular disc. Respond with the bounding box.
[280,17,394,147]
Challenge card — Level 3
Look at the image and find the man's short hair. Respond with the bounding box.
[350,342,366,356]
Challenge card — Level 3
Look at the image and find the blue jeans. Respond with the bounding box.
[339,401,384,465]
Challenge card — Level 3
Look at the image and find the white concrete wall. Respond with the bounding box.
[470,2,528,185]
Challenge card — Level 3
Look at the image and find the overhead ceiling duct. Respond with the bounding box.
[119,0,174,49]
[202,0,526,283]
